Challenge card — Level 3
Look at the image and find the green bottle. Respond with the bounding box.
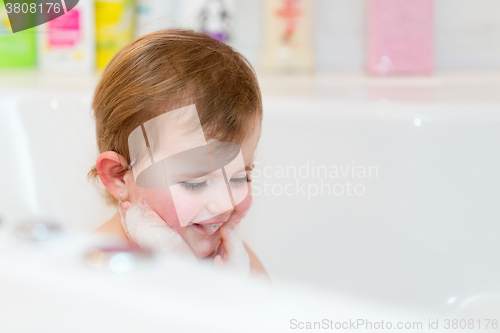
[0,0,36,68]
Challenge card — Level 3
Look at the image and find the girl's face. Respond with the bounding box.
[126,125,260,258]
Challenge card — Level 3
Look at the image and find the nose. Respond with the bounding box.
[205,178,234,217]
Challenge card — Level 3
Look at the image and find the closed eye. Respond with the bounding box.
[180,181,208,191]
[229,176,249,187]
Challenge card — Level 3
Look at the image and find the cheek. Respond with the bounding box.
[231,184,249,206]
[139,187,204,228]
[170,187,204,226]
[237,183,253,212]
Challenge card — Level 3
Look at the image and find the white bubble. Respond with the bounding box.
[31,224,48,241]
[376,55,392,74]
[413,118,422,127]
[109,253,133,274]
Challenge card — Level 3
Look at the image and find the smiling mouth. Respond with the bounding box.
[192,222,224,235]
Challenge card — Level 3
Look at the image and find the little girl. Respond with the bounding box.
[89,29,268,279]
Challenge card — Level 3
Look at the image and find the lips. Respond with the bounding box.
[192,222,224,235]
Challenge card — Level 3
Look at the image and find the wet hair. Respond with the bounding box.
[88,29,263,205]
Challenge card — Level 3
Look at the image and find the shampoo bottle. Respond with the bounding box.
[37,0,95,73]
[95,0,135,70]
[367,0,434,75]
[0,0,36,68]
[177,0,234,43]
[260,0,314,73]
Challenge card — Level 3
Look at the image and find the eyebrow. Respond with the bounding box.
[173,163,255,182]
[238,165,254,174]
[176,170,214,181]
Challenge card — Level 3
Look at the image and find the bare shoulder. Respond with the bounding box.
[243,241,271,282]
[93,212,126,237]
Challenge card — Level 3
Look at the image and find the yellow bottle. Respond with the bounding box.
[95,0,135,70]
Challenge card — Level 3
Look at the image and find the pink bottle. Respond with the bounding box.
[367,0,434,75]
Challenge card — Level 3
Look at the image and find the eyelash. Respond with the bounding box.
[180,181,208,191]
[229,176,249,186]
[180,176,250,191]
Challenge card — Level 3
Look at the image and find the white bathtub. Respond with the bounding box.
[1,71,499,315]
[245,72,500,312]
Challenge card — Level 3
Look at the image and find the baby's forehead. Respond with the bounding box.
[128,104,249,179]
[144,104,206,157]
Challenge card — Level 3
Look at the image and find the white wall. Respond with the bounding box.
[435,0,500,69]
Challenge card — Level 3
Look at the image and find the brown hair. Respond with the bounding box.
[88,29,263,205]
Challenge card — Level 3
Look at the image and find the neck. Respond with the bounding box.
[93,211,128,239]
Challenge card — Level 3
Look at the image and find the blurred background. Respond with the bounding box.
[2,0,500,72]
[1,0,500,316]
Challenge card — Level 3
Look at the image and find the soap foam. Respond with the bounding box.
[120,202,197,262]
[221,227,250,278]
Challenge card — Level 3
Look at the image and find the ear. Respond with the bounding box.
[95,151,129,201]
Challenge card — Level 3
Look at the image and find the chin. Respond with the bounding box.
[185,229,220,258]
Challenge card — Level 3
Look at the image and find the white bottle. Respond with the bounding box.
[177,0,234,43]
[260,0,314,73]
[37,0,95,73]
